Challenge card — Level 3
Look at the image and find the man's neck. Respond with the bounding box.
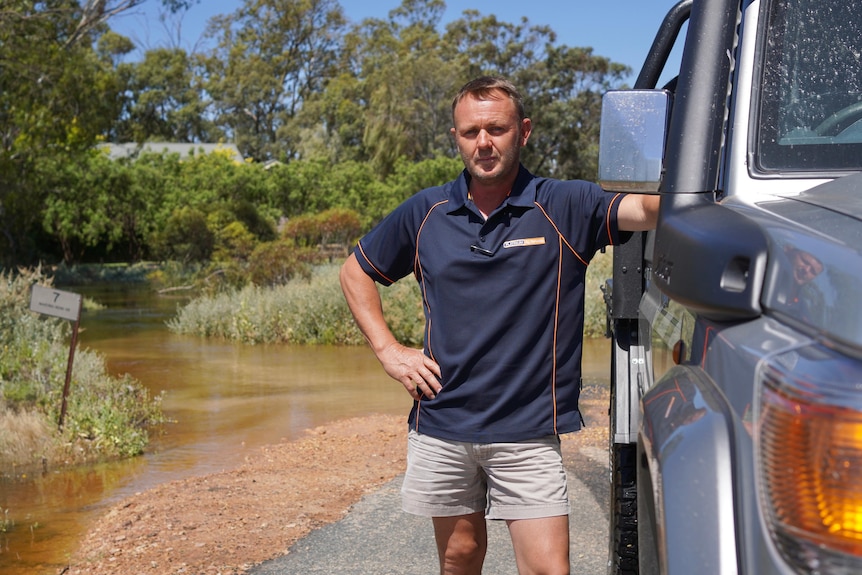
[468,174,517,220]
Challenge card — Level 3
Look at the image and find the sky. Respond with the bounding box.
[110,0,684,86]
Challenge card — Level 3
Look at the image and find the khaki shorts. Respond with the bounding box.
[401,430,570,520]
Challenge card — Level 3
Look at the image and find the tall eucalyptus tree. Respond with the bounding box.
[115,47,219,143]
[200,0,347,162]
[0,0,198,265]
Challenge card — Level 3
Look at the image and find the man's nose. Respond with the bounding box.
[477,130,492,147]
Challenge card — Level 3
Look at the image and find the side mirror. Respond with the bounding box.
[598,90,672,194]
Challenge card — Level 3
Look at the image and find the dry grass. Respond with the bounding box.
[0,404,54,468]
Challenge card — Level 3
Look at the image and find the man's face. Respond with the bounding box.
[791,249,823,284]
[450,91,531,187]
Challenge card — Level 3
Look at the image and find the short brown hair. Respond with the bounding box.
[451,76,526,122]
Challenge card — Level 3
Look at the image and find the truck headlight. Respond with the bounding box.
[758,349,862,574]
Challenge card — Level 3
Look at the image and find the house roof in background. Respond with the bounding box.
[101,142,244,162]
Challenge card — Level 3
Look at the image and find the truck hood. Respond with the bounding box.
[752,172,862,351]
[792,172,862,222]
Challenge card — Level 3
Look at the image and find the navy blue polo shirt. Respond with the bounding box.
[354,165,628,443]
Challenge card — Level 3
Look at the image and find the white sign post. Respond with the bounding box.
[29,285,83,430]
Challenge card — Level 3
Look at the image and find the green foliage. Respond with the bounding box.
[1,0,630,268]
[317,208,363,246]
[52,262,157,286]
[330,0,463,176]
[212,221,256,263]
[584,249,613,339]
[247,240,320,287]
[42,150,136,263]
[0,267,165,466]
[377,156,463,218]
[61,367,164,459]
[282,207,363,248]
[144,260,204,291]
[200,0,348,162]
[522,45,629,181]
[233,200,278,242]
[281,213,323,248]
[154,206,215,263]
[0,2,124,264]
[115,47,221,143]
[168,264,425,346]
[381,276,427,346]
[264,159,376,219]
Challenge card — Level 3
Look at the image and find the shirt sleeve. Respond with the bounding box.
[601,190,634,249]
[353,197,423,286]
[540,179,632,261]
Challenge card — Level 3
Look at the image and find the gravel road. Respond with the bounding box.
[250,443,610,575]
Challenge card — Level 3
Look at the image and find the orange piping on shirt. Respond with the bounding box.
[606,193,623,243]
[412,199,448,430]
[551,236,564,434]
[533,201,590,267]
[356,243,397,285]
[534,199,599,434]
[414,200,448,367]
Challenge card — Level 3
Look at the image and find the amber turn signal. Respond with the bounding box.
[759,361,862,573]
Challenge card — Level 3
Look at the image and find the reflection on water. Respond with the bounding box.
[0,284,609,574]
[98,334,412,483]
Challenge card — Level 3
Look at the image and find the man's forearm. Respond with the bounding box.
[339,253,398,355]
[619,194,661,231]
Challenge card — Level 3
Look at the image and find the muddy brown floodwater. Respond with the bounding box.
[0,284,610,574]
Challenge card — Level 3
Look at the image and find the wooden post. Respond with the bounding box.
[58,314,81,431]
[28,285,83,431]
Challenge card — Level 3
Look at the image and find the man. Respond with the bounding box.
[340,76,659,575]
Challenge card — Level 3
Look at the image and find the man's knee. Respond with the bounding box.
[433,514,487,575]
[507,515,570,575]
[441,532,483,560]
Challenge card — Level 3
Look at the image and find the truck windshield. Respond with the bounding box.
[755,0,862,173]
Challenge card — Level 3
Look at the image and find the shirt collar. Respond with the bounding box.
[447,164,537,213]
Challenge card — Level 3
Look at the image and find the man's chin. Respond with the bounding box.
[469,166,505,184]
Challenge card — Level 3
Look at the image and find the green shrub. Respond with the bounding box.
[60,355,165,459]
[247,240,321,287]
[153,206,214,263]
[0,267,165,467]
[212,220,256,263]
[280,208,362,250]
[281,213,321,248]
[168,264,425,346]
[317,208,363,247]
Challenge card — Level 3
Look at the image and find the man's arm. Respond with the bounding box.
[339,253,441,398]
[617,194,660,231]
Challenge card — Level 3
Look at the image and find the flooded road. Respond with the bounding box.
[0,284,609,574]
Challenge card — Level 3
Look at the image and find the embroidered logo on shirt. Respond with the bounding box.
[503,237,546,249]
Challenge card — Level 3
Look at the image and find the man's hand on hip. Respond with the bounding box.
[378,342,442,400]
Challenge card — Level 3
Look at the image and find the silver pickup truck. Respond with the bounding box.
[600,0,862,573]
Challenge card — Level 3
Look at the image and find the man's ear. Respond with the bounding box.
[520,118,532,146]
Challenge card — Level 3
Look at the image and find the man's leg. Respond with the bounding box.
[482,436,570,575]
[432,512,488,575]
[507,515,570,575]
